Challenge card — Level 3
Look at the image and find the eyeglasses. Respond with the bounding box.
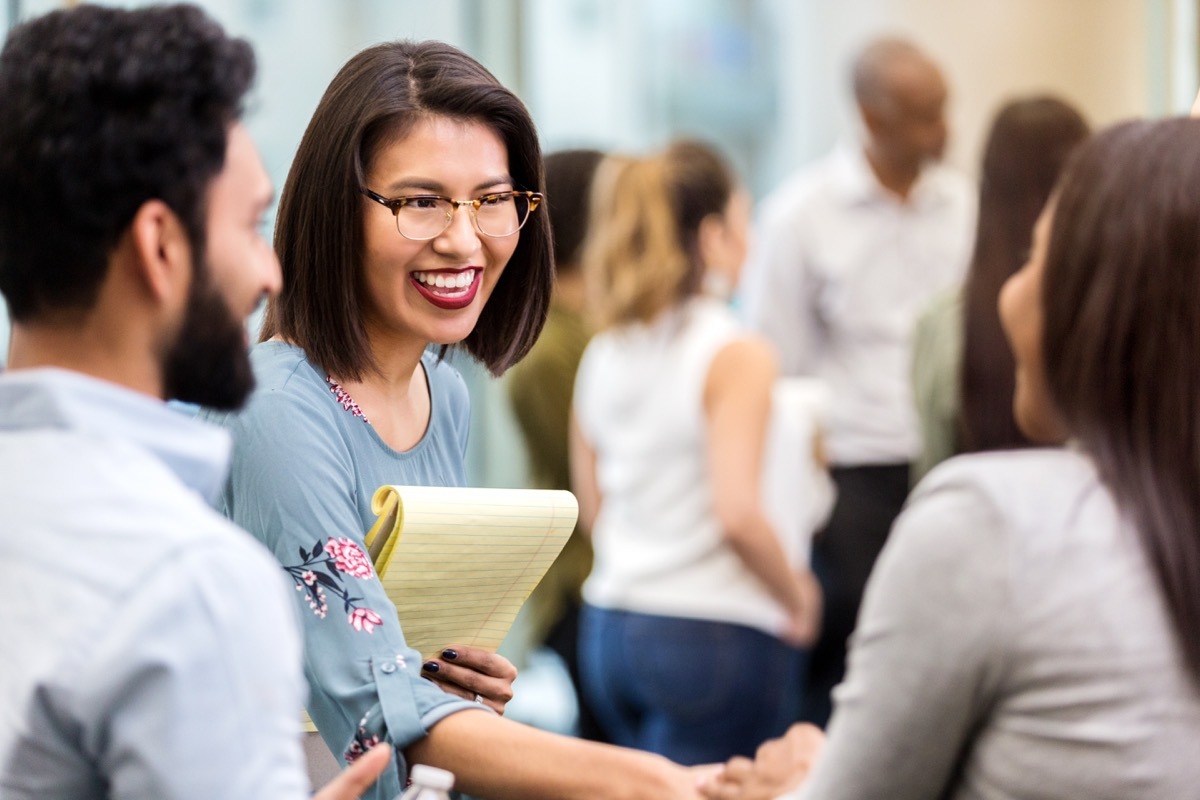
[361,188,543,241]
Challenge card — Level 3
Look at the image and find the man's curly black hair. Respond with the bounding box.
[0,3,255,322]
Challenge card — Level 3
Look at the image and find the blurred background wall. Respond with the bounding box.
[2,0,1196,488]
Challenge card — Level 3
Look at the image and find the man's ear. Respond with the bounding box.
[127,199,192,304]
[858,102,884,136]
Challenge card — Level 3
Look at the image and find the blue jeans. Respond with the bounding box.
[578,605,804,765]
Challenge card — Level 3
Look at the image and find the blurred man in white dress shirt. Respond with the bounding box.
[739,37,976,726]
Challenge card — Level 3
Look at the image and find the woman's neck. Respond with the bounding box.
[359,327,430,395]
[332,325,434,453]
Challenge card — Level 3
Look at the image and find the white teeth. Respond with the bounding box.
[413,270,475,292]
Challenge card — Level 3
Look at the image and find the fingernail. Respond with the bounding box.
[422,661,439,673]
[441,649,458,660]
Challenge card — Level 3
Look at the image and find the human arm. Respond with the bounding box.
[704,336,821,647]
[569,410,602,537]
[406,709,703,800]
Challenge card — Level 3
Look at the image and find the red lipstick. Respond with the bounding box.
[409,268,480,310]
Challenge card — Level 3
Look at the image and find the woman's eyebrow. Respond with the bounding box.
[381,175,515,194]
[382,178,445,194]
[474,175,515,192]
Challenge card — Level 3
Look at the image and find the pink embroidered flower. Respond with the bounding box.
[307,585,328,619]
[326,537,373,579]
[349,607,383,633]
[301,570,318,586]
[345,733,382,763]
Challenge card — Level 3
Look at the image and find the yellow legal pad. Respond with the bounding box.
[362,484,578,653]
[302,485,578,733]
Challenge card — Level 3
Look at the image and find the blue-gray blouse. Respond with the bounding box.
[210,342,480,800]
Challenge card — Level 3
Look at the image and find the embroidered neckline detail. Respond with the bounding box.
[326,377,369,423]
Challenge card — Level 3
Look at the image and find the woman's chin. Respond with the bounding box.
[424,317,482,347]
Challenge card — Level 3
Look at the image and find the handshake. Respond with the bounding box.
[696,724,825,800]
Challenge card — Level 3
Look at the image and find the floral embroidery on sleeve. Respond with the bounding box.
[350,607,384,633]
[344,730,382,764]
[284,537,383,633]
[345,708,384,763]
[326,536,374,578]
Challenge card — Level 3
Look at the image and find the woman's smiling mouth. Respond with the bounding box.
[410,268,480,310]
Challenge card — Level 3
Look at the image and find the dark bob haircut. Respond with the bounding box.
[0,3,254,323]
[1042,117,1200,685]
[261,40,553,380]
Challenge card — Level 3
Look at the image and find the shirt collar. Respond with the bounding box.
[0,368,232,504]
[830,141,957,210]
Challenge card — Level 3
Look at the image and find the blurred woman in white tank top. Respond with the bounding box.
[571,140,825,765]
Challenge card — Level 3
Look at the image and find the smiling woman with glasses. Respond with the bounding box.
[203,38,703,800]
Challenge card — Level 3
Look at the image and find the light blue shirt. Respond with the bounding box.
[208,342,481,800]
[0,369,309,799]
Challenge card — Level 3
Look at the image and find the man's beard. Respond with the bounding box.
[162,261,256,411]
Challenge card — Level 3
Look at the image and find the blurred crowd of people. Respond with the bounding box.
[3,5,1200,800]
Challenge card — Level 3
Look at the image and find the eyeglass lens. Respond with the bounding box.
[394,194,533,240]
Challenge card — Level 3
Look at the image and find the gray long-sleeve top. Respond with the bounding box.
[797,448,1200,800]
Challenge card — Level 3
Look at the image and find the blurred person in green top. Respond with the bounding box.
[506,147,608,741]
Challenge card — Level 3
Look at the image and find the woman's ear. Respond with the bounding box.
[697,212,727,272]
[127,199,192,306]
[698,212,739,301]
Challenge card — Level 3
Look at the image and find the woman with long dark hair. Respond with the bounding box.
[704,117,1200,800]
[912,96,1088,481]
